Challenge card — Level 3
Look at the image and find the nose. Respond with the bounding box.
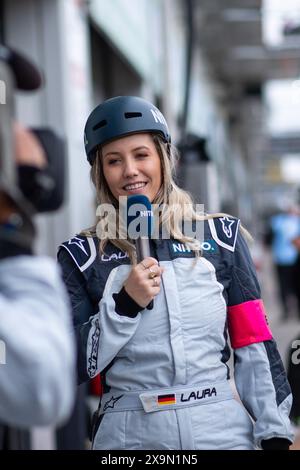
[123,156,138,179]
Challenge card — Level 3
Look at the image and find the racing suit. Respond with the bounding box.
[58,216,294,450]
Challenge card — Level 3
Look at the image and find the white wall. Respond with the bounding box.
[89,0,162,82]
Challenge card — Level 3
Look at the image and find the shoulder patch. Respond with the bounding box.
[207,216,240,252]
[60,235,97,272]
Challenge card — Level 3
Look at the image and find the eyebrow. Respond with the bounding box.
[104,146,151,158]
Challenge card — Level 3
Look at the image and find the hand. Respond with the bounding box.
[14,122,47,169]
[124,257,164,308]
[0,191,18,224]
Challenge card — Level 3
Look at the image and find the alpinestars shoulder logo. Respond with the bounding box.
[220,217,235,238]
[103,395,124,412]
[68,236,88,255]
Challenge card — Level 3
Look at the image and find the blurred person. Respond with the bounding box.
[267,204,300,321]
[58,96,293,450]
[0,125,75,439]
[291,234,300,319]
[0,46,75,449]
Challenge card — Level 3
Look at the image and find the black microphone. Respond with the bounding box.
[0,44,43,90]
[127,194,154,309]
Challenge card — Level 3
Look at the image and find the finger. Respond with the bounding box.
[140,257,158,270]
[150,276,161,288]
[148,266,159,277]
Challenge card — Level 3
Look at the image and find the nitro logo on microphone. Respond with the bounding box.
[140,210,154,217]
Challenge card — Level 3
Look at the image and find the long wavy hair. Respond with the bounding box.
[81,134,250,263]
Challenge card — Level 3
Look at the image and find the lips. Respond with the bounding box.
[123,182,147,191]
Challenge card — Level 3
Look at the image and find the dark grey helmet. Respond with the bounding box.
[84,96,171,165]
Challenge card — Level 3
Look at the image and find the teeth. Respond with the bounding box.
[124,182,147,190]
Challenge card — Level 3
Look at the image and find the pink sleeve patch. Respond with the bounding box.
[227,299,273,349]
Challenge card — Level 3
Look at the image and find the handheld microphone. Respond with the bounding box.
[127,194,154,309]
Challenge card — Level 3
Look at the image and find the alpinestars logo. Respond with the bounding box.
[68,236,88,255]
[103,395,124,412]
[88,318,100,377]
[220,217,235,238]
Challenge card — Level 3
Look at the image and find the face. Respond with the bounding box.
[101,133,162,202]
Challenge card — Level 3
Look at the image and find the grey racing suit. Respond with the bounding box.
[58,216,294,450]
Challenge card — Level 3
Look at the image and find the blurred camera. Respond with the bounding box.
[0,44,66,214]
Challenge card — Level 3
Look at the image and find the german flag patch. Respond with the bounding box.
[157,394,176,406]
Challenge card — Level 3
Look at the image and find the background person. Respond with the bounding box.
[0,46,75,449]
[267,205,300,321]
[0,126,75,437]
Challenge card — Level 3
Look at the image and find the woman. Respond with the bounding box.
[58,96,293,450]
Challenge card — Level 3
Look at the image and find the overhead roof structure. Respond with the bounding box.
[194,0,300,85]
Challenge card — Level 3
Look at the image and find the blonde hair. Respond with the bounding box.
[81,134,251,262]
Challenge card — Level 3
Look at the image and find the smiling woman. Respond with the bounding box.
[57,96,294,451]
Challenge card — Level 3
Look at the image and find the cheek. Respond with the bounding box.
[154,163,162,188]
[147,159,162,185]
[103,167,119,193]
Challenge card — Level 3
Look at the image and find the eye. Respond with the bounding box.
[136,153,148,159]
[107,159,120,165]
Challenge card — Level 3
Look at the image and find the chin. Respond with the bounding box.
[123,190,150,198]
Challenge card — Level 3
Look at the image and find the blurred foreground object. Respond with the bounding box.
[0,44,66,237]
[0,45,75,447]
[0,255,75,428]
